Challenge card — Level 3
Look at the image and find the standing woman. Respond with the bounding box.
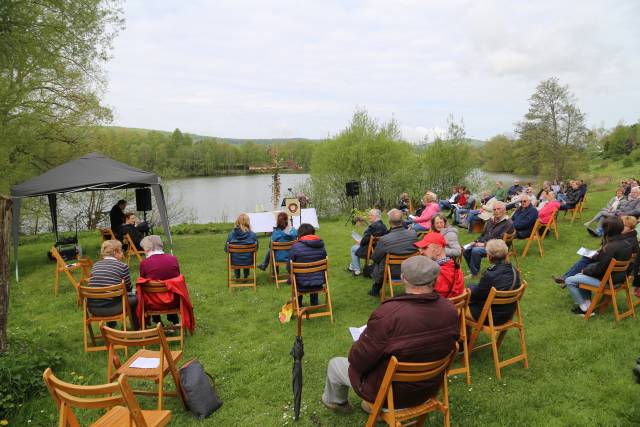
[225,213,258,279]
[259,212,297,271]
[431,214,461,258]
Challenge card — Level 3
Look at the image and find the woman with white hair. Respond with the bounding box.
[409,192,440,232]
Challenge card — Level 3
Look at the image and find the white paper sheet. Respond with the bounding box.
[577,247,597,258]
[130,357,160,369]
[352,231,362,242]
[247,208,319,233]
[349,325,367,341]
[463,243,474,250]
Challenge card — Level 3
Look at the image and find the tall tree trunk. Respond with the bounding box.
[0,197,12,353]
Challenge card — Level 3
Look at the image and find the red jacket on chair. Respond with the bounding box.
[136,275,196,334]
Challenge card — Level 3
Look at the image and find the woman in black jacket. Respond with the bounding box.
[468,239,520,325]
[564,216,633,316]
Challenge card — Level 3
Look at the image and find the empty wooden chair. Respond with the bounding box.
[123,233,143,265]
[98,227,117,241]
[227,243,258,292]
[290,258,333,323]
[447,290,471,384]
[50,246,92,301]
[101,324,186,411]
[78,281,132,353]
[138,280,185,349]
[363,346,458,427]
[269,240,296,288]
[381,252,419,302]
[43,367,171,427]
[466,281,528,380]
[578,258,636,321]
[502,230,520,271]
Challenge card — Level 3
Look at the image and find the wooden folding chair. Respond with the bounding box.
[521,211,559,258]
[227,243,258,291]
[123,233,143,265]
[51,246,92,302]
[78,281,132,354]
[381,252,419,302]
[564,198,585,224]
[98,227,117,241]
[138,281,185,349]
[43,368,171,427]
[290,258,333,323]
[578,258,636,321]
[466,281,528,380]
[363,345,458,427]
[269,240,296,288]
[101,324,186,411]
[363,236,380,270]
[502,230,520,271]
[448,290,471,384]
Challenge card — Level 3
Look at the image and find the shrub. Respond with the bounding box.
[622,158,634,168]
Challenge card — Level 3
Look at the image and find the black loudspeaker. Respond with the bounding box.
[346,180,360,197]
[135,188,152,211]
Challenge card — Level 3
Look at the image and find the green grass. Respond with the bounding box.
[6,163,640,426]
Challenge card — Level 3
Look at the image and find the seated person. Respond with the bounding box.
[558,180,582,211]
[588,186,640,237]
[438,186,461,212]
[536,181,552,203]
[454,190,483,225]
[348,209,387,276]
[468,239,521,325]
[431,214,461,258]
[511,196,538,239]
[368,209,417,297]
[139,235,180,326]
[397,192,411,213]
[537,191,561,230]
[409,192,440,232]
[507,179,523,198]
[118,212,144,250]
[584,187,624,229]
[449,188,472,220]
[463,202,514,280]
[225,213,258,279]
[88,240,138,329]
[288,223,327,307]
[562,216,633,316]
[109,199,127,237]
[321,256,458,413]
[259,212,297,271]
[467,196,500,234]
[493,181,508,202]
[415,232,464,298]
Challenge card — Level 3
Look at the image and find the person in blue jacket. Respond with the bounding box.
[258,212,297,271]
[288,223,327,306]
[225,213,258,279]
[511,197,538,239]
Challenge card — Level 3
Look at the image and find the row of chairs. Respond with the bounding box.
[99,228,143,265]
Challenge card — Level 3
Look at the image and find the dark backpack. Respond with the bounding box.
[180,359,223,419]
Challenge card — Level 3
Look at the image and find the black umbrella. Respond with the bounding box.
[291,308,306,421]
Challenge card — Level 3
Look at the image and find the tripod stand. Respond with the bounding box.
[345,195,357,225]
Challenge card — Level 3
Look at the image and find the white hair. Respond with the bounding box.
[140,235,163,252]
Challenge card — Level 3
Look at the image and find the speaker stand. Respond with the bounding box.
[345,196,357,226]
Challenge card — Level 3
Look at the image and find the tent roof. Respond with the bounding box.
[10,152,160,197]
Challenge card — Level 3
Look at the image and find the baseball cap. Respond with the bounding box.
[401,256,440,286]
[414,232,447,249]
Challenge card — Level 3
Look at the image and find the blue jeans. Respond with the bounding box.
[350,244,361,271]
[455,208,469,224]
[439,200,453,210]
[565,273,601,305]
[563,256,594,278]
[463,245,487,275]
[467,210,481,233]
[413,223,428,232]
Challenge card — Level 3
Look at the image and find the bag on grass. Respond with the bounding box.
[180,359,223,419]
[363,263,375,278]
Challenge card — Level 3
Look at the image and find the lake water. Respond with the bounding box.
[164,171,534,224]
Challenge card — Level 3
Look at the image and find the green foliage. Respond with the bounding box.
[482,135,516,173]
[0,335,63,418]
[170,223,226,235]
[622,158,633,168]
[602,123,638,158]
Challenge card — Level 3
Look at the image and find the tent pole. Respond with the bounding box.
[151,185,173,253]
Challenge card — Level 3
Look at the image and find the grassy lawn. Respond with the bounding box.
[5,161,640,426]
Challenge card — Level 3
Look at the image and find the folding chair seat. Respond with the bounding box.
[502,230,520,271]
[269,240,296,288]
[50,246,92,302]
[227,243,258,291]
[447,289,471,384]
[98,227,117,241]
[466,281,528,380]
[578,258,636,321]
[78,281,132,353]
[138,281,185,349]
[564,198,585,224]
[381,252,419,302]
[101,324,186,411]
[363,346,458,427]
[290,258,333,323]
[363,236,380,271]
[43,367,171,427]
[123,233,143,265]
[521,211,559,258]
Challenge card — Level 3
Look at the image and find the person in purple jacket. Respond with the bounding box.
[288,223,327,307]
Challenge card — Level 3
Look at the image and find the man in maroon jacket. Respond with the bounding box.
[321,256,459,413]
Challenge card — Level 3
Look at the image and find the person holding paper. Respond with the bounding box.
[347,209,387,276]
[408,192,440,232]
[583,187,625,230]
[463,202,514,280]
[321,256,458,413]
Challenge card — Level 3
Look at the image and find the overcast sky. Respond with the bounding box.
[104,0,640,142]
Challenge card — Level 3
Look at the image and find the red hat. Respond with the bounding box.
[414,232,447,248]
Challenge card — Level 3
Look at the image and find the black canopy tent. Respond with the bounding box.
[10,153,174,281]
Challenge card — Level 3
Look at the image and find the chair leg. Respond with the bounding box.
[521,237,532,258]
[623,287,637,319]
[54,268,60,296]
[519,326,529,369]
[325,285,334,323]
[584,290,602,320]
[611,290,621,321]
[490,329,502,380]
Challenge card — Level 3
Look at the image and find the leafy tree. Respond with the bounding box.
[480,134,516,173]
[516,77,587,180]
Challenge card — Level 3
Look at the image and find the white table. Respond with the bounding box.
[247,208,319,233]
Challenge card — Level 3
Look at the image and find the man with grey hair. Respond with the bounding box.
[321,256,458,413]
[348,208,387,277]
[368,209,417,297]
[589,186,640,237]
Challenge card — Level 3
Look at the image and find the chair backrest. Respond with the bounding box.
[271,240,295,252]
[101,322,168,349]
[290,258,328,275]
[448,288,470,312]
[366,236,380,257]
[99,228,116,241]
[227,243,258,253]
[78,282,126,301]
[605,258,631,285]
[385,251,419,266]
[43,368,148,427]
[502,230,516,245]
[474,281,527,327]
[138,280,170,294]
[50,246,67,267]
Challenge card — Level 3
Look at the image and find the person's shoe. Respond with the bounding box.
[586,228,600,238]
[552,275,565,285]
[321,398,353,413]
[367,289,380,297]
[258,263,267,271]
[571,306,595,317]
[583,221,591,227]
